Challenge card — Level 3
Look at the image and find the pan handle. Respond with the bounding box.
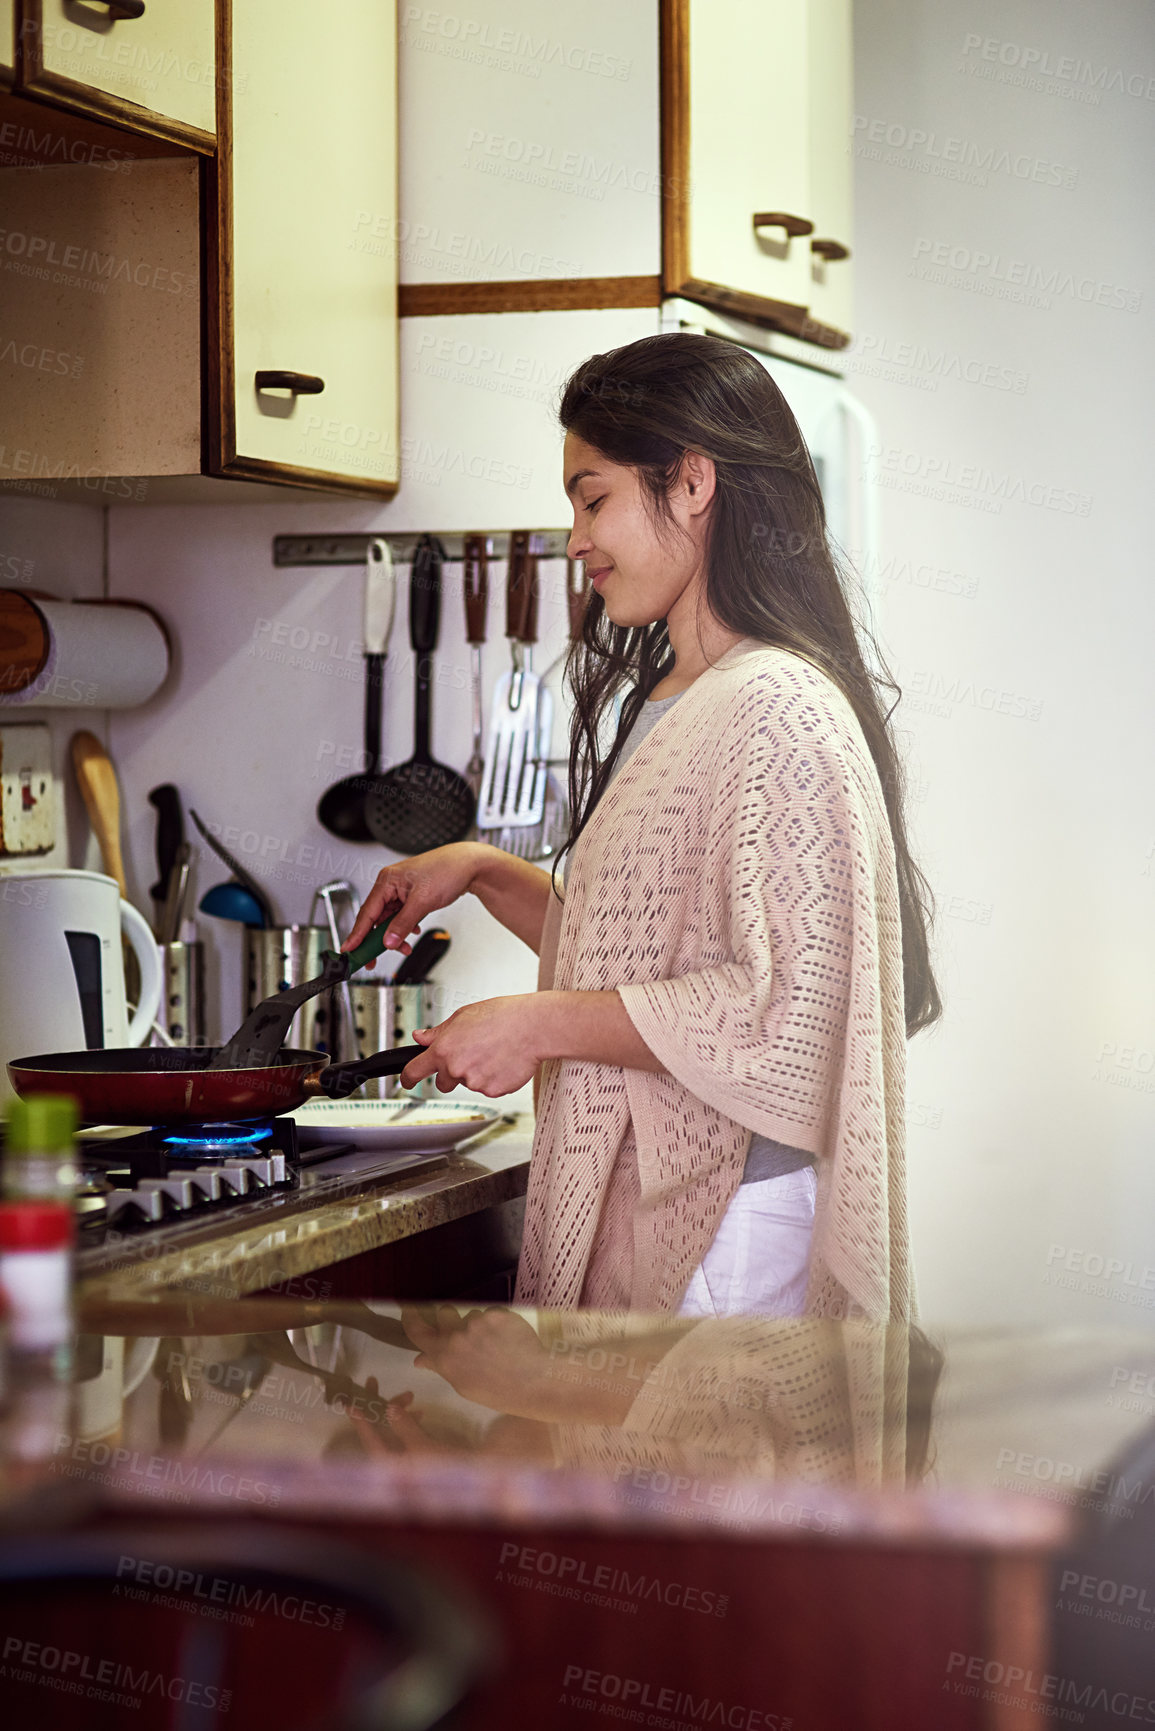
[311,1044,426,1099]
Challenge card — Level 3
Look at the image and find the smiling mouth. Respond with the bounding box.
[588,567,612,586]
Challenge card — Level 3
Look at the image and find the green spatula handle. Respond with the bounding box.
[326,922,392,977]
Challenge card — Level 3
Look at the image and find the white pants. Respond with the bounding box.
[676,1166,817,1319]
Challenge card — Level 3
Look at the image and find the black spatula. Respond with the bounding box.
[210,922,393,1070]
[366,535,476,853]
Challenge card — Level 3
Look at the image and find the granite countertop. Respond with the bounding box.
[76,1117,533,1305]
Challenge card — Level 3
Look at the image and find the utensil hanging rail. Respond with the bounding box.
[272,531,572,567]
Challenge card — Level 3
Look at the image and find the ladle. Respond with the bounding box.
[317,539,396,841]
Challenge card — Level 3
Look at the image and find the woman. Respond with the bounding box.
[345,332,940,1322]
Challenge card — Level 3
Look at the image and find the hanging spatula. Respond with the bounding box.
[209,921,394,1070]
[477,532,549,834]
[462,532,488,832]
[528,556,590,861]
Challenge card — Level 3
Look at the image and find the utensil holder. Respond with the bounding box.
[159,939,205,1046]
[349,982,432,1098]
[245,926,339,1057]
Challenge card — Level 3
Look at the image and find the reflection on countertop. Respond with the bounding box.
[6,1302,1155,1731]
[8,1295,1154,1548]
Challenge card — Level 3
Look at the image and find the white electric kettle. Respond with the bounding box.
[0,869,161,1104]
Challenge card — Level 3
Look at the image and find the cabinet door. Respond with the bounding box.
[19,0,216,149]
[215,0,398,497]
[661,0,852,348]
[1,0,14,86]
[803,0,853,340]
[683,0,812,317]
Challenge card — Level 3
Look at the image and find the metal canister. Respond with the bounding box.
[159,940,206,1046]
[244,926,339,1056]
[348,982,431,1098]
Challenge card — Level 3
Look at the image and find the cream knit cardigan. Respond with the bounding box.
[515,637,912,1322]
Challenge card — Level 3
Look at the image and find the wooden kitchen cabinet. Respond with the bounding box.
[0,2,14,86]
[0,0,399,500]
[661,0,854,346]
[209,0,399,495]
[396,0,853,350]
[803,0,854,340]
[16,0,217,150]
[0,155,203,493]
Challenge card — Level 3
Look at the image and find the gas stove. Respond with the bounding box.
[1,1105,490,1268]
[73,1115,303,1237]
[56,1115,307,1244]
[60,1115,456,1257]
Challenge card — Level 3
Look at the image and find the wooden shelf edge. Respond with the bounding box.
[17,71,215,155]
[671,276,850,350]
[398,276,662,318]
[210,454,400,501]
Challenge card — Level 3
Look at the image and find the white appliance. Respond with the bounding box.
[660,298,882,641]
[0,869,161,1104]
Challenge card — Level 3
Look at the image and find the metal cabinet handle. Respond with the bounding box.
[811,238,851,262]
[255,370,325,394]
[103,1,147,18]
[752,211,814,240]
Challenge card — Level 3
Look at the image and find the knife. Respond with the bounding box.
[158,840,192,946]
[148,783,184,934]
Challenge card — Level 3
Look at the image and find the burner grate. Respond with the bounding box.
[71,1115,301,1241]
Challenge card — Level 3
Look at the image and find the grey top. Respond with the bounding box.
[575,686,813,1185]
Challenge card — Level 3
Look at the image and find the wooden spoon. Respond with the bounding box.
[70,730,126,894]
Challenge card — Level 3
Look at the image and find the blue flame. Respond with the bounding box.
[160,1120,273,1151]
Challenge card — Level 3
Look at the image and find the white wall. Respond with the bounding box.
[398,0,659,285]
[848,0,1155,1325]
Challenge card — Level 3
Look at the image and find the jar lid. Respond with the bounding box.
[4,1095,77,1155]
[0,1201,74,1250]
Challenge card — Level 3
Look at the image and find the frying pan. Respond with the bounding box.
[7,1043,425,1127]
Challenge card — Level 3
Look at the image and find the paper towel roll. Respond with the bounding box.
[0,594,170,709]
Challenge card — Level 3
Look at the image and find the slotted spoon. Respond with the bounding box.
[365,535,476,854]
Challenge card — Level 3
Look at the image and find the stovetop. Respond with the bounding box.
[1,1115,450,1256]
[70,1115,302,1242]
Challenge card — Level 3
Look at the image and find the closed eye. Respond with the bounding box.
[584,496,606,514]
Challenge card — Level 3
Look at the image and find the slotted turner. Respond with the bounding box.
[478,532,549,834]
[210,922,393,1070]
[526,556,590,860]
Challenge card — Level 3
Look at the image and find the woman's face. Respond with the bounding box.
[563,431,712,629]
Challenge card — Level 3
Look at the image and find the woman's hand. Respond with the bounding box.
[399,1305,554,1415]
[351,1387,554,1461]
[343,842,486,960]
[400,994,545,1096]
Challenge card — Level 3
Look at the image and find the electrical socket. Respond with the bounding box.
[0,724,55,856]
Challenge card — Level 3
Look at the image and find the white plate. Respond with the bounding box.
[288,1098,501,1153]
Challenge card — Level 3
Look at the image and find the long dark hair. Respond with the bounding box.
[553,331,941,1037]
